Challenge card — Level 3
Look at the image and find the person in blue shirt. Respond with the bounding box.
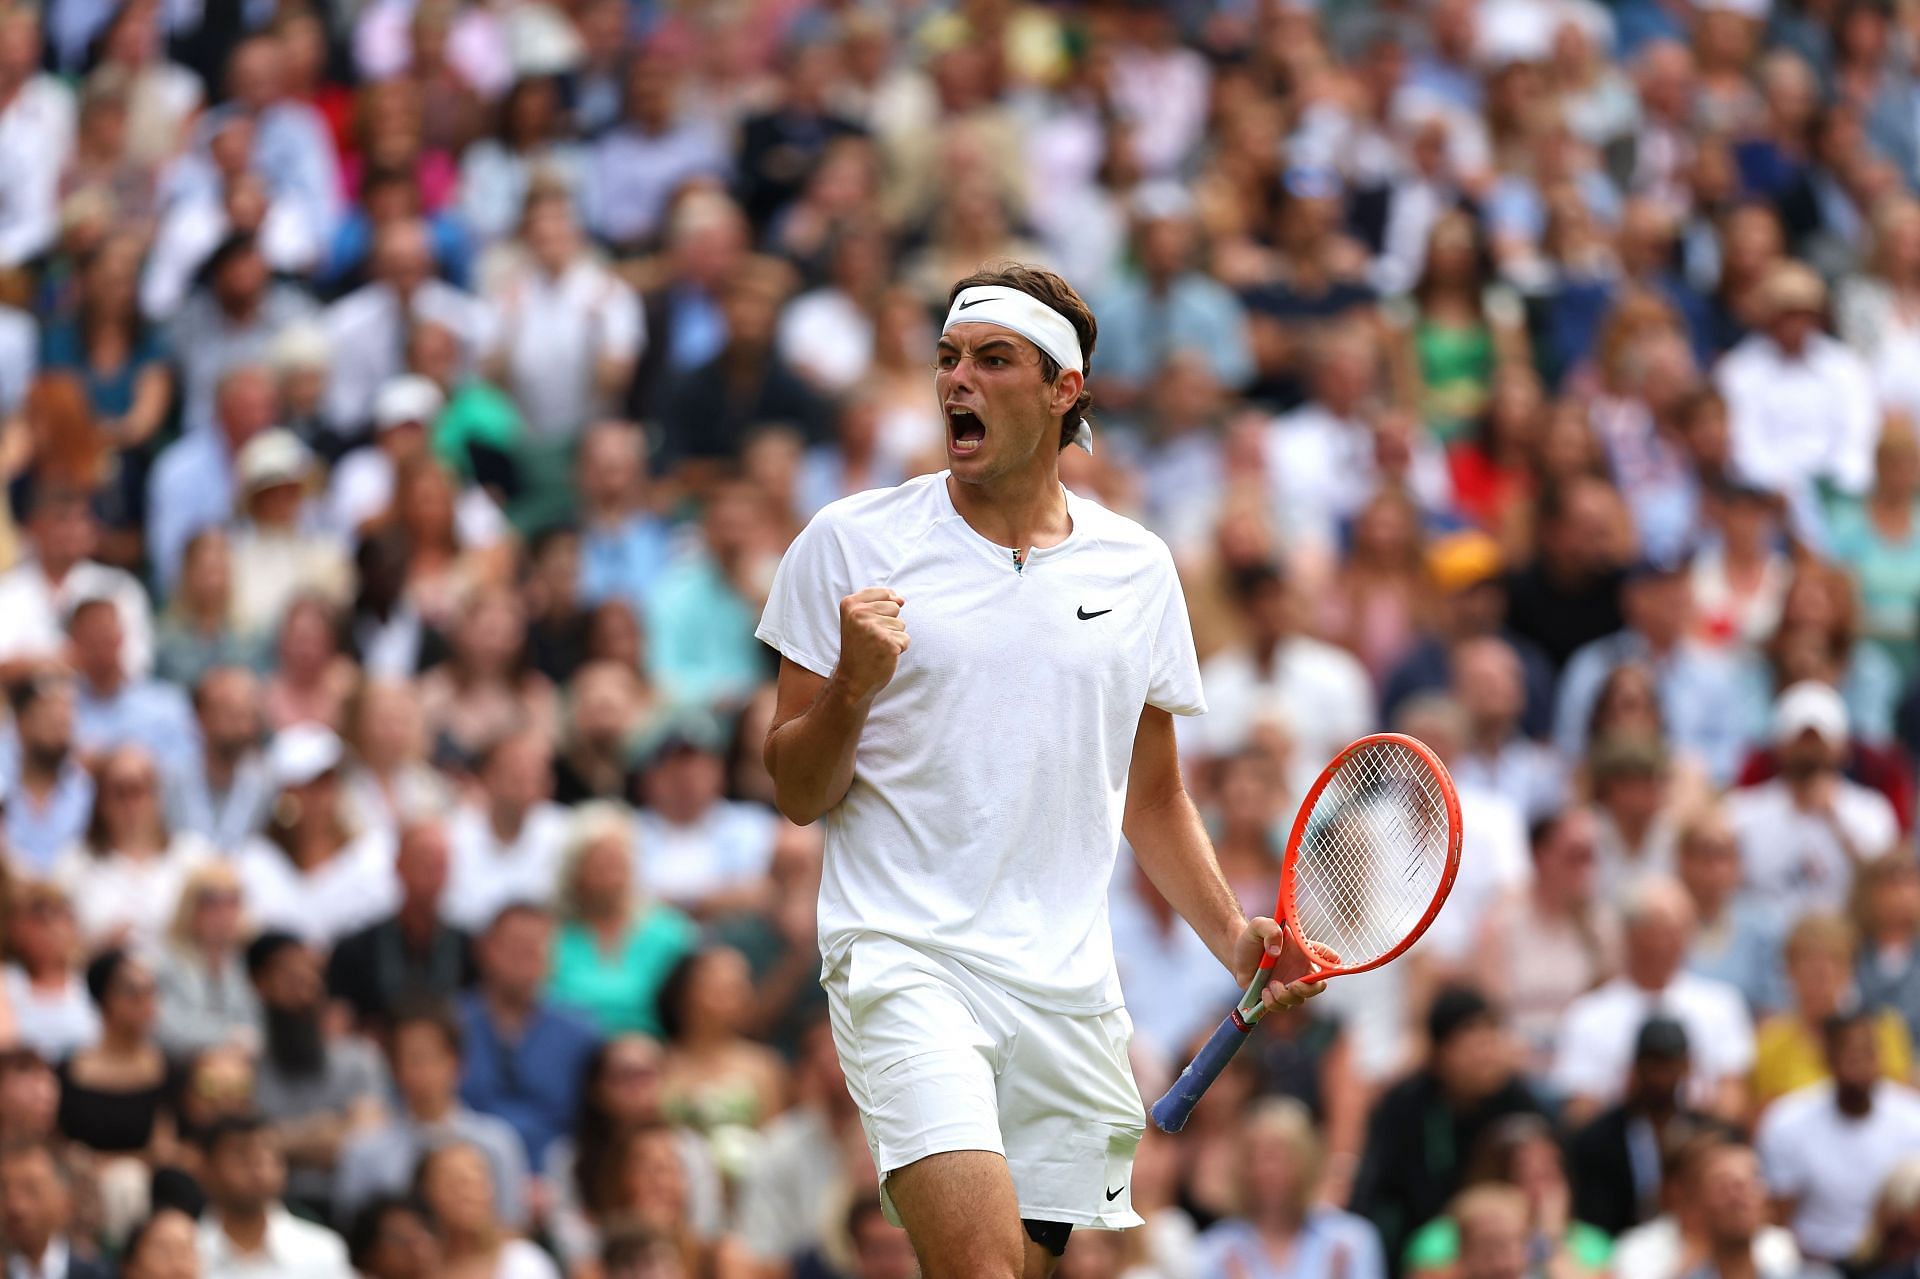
[456,901,600,1166]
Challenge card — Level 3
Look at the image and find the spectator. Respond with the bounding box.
[1449,1184,1535,1279]
[227,431,353,640]
[1450,635,1567,824]
[574,422,673,624]
[1757,1011,1920,1267]
[1504,476,1629,672]
[1404,1114,1610,1279]
[1611,1135,1810,1279]
[1752,913,1913,1114]
[235,725,398,946]
[3,880,99,1062]
[164,233,318,438]
[485,181,642,443]
[389,458,515,633]
[1859,1157,1920,1279]
[0,484,153,684]
[59,949,175,1166]
[195,1114,354,1279]
[1726,681,1899,920]
[1352,988,1548,1267]
[574,1121,714,1275]
[1568,1017,1722,1240]
[338,678,454,837]
[60,748,209,959]
[580,49,729,255]
[326,821,474,1032]
[165,667,271,857]
[0,4,74,269]
[155,532,269,689]
[0,1139,112,1279]
[1829,415,1920,677]
[547,803,695,1038]
[1555,551,1763,785]
[1855,854,1920,1047]
[1716,261,1878,515]
[442,731,566,933]
[456,76,583,248]
[656,946,787,1143]
[545,1035,723,1274]
[243,932,387,1216]
[145,361,275,602]
[1587,734,1684,898]
[121,1206,204,1279]
[345,1196,442,1279]
[3,675,94,876]
[1476,807,1624,1071]
[332,1000,527,1231]
[551,661,647,806]
[261,598,356,734]
[327,375,454,539]
[457,903,598,1165]
[409,1141,557,1279]
[415,586,556,768]
[1186,562,1376,774]
[153,862,258,1060]
[1552,877,1754,1125]
[1195,1097,1386,1279]
[633,710,776,917]
[65,596,195,762]
[172,1045,258,1169]
[1677,807,1785,1015]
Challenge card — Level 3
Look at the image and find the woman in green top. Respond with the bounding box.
[1404,1114,1611,1278]
[1828,415,1920,679]
[546,803,698,1037]
[1393,209,1531,445]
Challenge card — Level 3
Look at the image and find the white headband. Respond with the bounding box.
[942,285,1094,453]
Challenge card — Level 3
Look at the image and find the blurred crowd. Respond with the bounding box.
[2,0,1920,1278]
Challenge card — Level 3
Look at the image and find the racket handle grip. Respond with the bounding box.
[1149,1010,1253,1134]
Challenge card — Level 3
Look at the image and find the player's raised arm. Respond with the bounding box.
[763,587,908,825]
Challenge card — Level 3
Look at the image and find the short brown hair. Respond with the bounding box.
[946,262,1097,450]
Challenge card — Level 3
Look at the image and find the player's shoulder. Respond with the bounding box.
[1066,489,1176,565]
[804,472,952,541]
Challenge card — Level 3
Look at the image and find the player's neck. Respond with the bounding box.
[945,463,1071,553]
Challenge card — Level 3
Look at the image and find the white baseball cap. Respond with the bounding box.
[267,723,344,790]
[236,429,314,497]
[373,375,445,432]
[1772,680,1849,746]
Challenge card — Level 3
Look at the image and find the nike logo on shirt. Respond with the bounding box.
[1077,607,1113,620]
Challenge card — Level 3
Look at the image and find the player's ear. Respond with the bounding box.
[1048,367,1084,418]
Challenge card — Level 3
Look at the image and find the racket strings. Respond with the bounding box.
[1291,742,1453,966]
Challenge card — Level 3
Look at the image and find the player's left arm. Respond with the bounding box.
[1123,704,1325,1012]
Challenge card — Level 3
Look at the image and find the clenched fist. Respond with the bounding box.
[834,587,909,701]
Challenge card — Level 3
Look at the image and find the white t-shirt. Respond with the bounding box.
[443,802,571,932]
[234,830,400,946]
[1725,779,1899,918]
[1183,636,1374,780]
[1756,1080,1920,1262]
[1610,1215,1805,1279]
[1551,973,1755,1108]
[756,473,1206,1010]
[50,833,216,953]
[634,801,777,910]
[2,966,99,1062]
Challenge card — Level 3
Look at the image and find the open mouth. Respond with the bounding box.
[946,406,985,455]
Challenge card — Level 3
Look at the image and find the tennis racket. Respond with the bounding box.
[1150,732,1463,1133]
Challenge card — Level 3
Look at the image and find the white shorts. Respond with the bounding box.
[823,932,1146,1230]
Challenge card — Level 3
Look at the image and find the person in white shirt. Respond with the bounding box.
[0,485,153,682]
[444,731,570,933]
[632,712,777,918]
[1716,262,1880,527]
[756,264,1328,1276]
[1263,327,1451,557]
[0,5,74,269]
[1726,681,1898,923]
[228,432,354,639]
[485,182,642,441]
[1449,635,1567,825]
[1184,561,1376,778]
[1553,876,1755,1125]
[197,1113,355,1279]
[234,725,398,948]
[1757,1010,1920,1266]
[0,1139,114,1279]
[1611,1138,1816,1279]
[324,219,497,438]
[326,375,508,549]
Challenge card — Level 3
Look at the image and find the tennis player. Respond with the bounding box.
[757,263,1328,1278]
